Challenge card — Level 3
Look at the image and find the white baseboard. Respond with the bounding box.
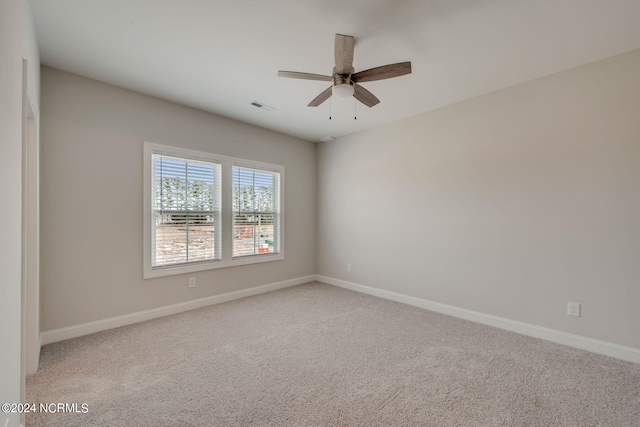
[40,275,315,345]
[317,275,640,364]
[39,274,640,364]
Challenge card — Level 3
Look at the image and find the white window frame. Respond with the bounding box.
[144,142,284,278]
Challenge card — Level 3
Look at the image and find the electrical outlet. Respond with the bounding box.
[347,263,352,273]
[189,277,196,288]
[567,302,581,317]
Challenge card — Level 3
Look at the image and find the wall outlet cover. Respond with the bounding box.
[567,302,581,317]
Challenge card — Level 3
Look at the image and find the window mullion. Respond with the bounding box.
[184,162,189,263]
[220,161,234,262]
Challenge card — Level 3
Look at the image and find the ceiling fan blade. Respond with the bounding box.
[278,71,332,81]
[353,83,380,107]
[334,34,355,75]
[352,61,412,83]
[308,86,333,107]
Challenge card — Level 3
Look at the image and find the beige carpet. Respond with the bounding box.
[27,282,640,426]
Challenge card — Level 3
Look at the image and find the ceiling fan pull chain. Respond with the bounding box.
[329,97,332,120]
[354,98,357,120]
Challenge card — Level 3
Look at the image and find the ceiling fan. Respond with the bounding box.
[278,34,412,108]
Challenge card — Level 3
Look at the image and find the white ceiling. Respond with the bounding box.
[30,0,640,142]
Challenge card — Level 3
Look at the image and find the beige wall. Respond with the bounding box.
[318,49,640,349]
[40,67,317,331]
[38,48,640,354]
[0,0,40,426]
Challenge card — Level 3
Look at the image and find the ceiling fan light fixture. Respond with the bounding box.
[332,83,354,98]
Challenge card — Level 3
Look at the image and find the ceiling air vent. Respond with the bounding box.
[250,101,275,112]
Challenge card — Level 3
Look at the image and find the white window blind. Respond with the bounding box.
[152,154,221,267]
[232,166,281,257]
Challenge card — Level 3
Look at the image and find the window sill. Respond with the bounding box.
[143,253,284,279]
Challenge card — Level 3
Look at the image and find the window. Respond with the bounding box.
[152,155,220,267]
[144,142,284,278]
[233,166,281,257]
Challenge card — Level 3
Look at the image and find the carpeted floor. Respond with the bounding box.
[27,282,640,426]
